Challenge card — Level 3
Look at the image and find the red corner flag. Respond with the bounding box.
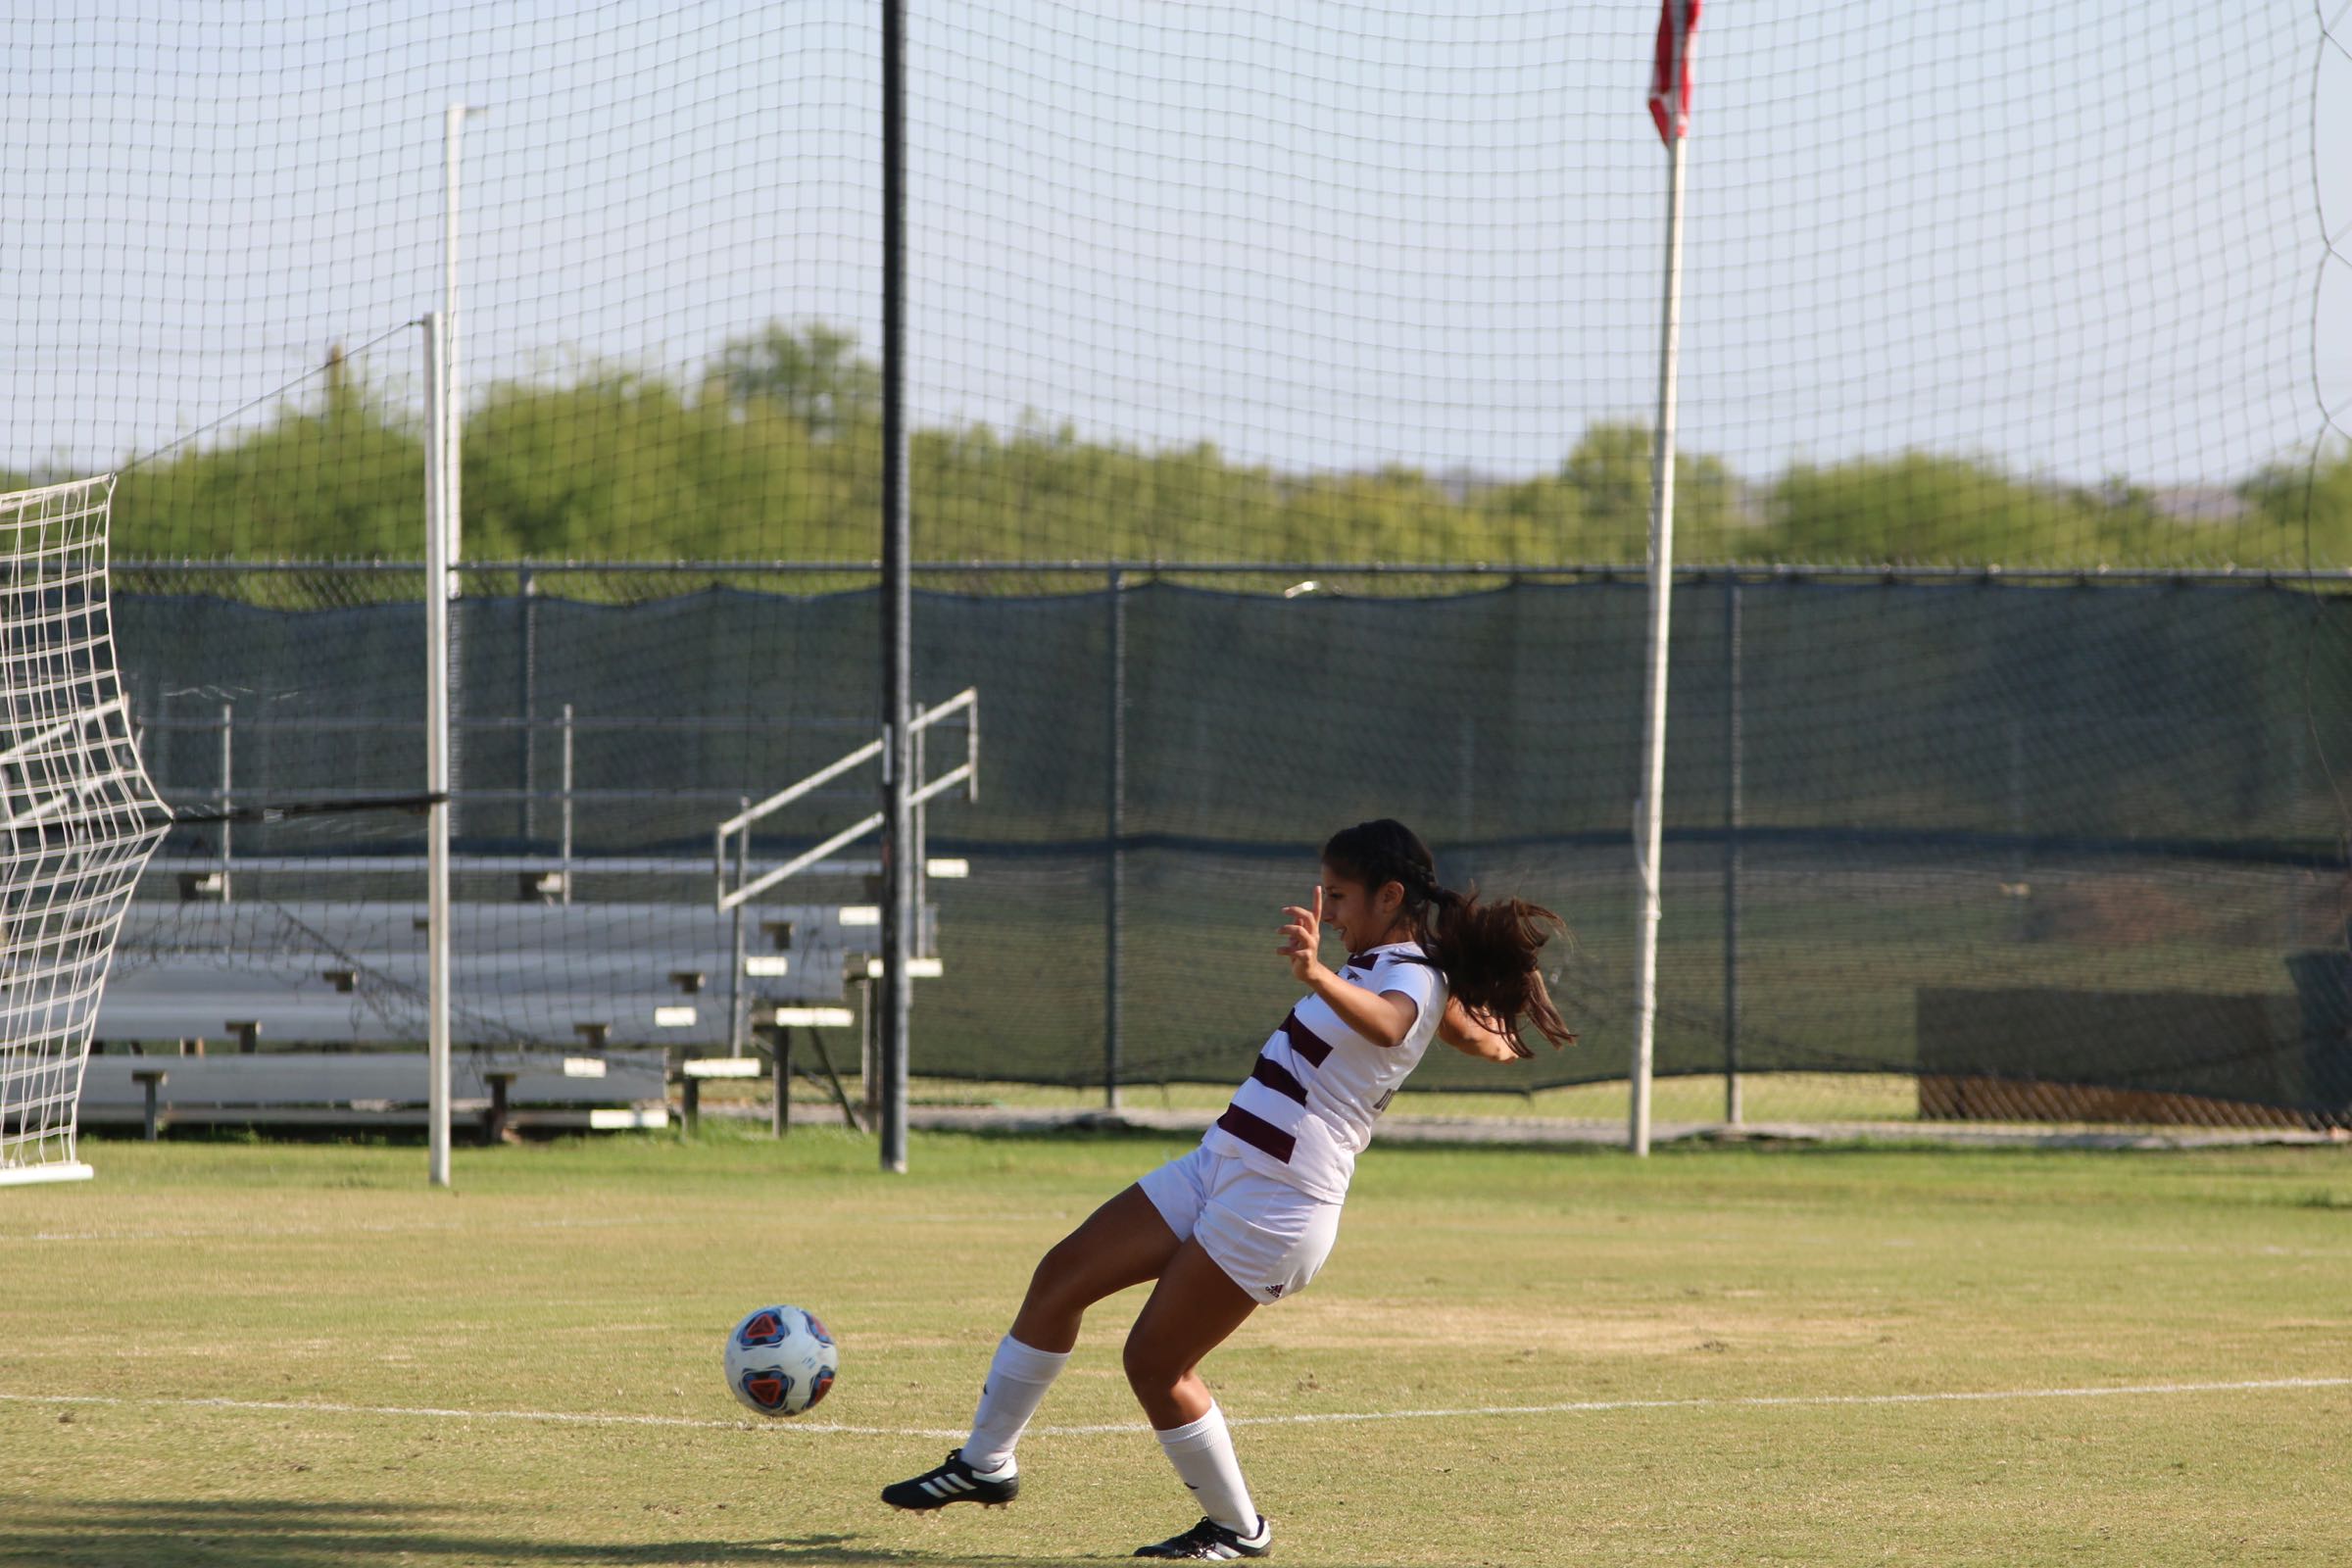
[1647,0,1701,144]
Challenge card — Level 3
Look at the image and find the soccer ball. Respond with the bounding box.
[723,1303,838,1417]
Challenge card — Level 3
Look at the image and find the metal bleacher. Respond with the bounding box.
[99,897,936,1051]
[77,1049,673,1135]
[95,691,978,1082]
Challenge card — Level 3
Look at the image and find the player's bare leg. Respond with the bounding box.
[1124,1240,1273,1558]
[1120,1236,1257,1428]
[1012,1183,1185,1352]
[883,1184,1182,1512]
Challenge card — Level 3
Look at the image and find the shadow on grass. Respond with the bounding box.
[0,1496,1124,1568]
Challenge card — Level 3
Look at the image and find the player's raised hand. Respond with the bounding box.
[1278,885,1324,982]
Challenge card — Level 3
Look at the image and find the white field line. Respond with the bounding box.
[10,1210,1078,1245]
[3,1376,2346,1440]
[9,1215,662,1245]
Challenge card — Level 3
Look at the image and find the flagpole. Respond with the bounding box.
[1631,1,1692,1158]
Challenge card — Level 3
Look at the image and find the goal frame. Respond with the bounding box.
[0,474,172,1187]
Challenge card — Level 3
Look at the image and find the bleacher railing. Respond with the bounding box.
[713,687,978,914]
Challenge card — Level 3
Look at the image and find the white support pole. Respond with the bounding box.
[441,104,467,572]
[422,312,453,1190]
[1631,28,1691,1159]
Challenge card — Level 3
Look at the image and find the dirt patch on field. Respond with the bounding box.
[1261,1298,1886,1357]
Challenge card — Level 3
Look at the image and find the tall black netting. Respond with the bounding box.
[10,3,2347,1129]
[105,571,2352,1123]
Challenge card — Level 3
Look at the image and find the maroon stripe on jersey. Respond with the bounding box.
[1348,949,1438,972]
[1281,1008,1336,1067]
[1216,1103,1297,1163]
[1249,1054,1308,1105]
[1354,945,1439,968]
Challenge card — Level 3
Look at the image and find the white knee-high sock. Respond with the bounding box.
[1153,1402,1260,1534]
[962,1336,1070,1474]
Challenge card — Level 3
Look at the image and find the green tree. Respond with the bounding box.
[115,345,422,560]
[2240,439,2352,567]
[1558,421,1739,560]
[1469,471,1591,564]
[85,317,2339,577]
[1765,451,2113,565]
[462,368,873,561]
[714,321,880,440]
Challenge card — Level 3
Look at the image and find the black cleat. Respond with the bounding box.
[880,1448,1020,1511]
[1134,1514,1273,1559]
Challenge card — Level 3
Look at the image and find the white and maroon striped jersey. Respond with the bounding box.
[1200,941,1447,1200]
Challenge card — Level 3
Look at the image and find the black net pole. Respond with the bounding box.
[877,0,912,1174]
[1105,567,1126,1108]
[1724,577,1743,1124]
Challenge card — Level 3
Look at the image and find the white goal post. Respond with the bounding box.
[0,475,171,1186]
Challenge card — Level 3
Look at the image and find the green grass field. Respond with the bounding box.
[5,1128,2349,1566]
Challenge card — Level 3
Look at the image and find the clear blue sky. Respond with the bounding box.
[4,0,2345,490]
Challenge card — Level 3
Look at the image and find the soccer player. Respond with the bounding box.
[882,818,1574,1559]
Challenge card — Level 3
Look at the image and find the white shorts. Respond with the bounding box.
[1136,1143,1344,1304]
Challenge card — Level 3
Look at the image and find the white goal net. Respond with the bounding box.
[0,476,169,1186]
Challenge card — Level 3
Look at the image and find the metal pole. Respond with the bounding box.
[218,702,233,898]
[1630,16,1690,1158]
[2288,719,2307,950]
[877,0,912,1174]
[519,568,536,846]
[422,313,453,1189]
[2007,714,2029,941]
[771,1030,790,1139]
[1723,578,1742,1127]
[559,703,574,906]
[730,797,750,1057]
[1105,566,1125,1109]
[912,720,928,956]
[859,976,879,1129]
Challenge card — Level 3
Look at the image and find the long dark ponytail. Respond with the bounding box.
[1320,818,1575,1054]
